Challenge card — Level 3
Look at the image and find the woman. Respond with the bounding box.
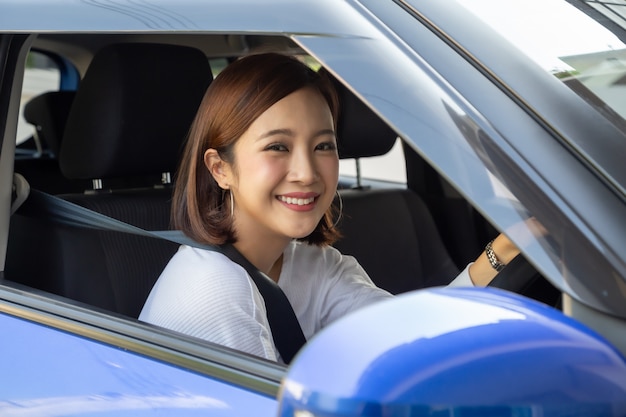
[139,53,520,362]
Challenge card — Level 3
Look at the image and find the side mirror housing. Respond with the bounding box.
[279,287,626,416]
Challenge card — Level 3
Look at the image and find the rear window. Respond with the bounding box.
[19,51,61,145]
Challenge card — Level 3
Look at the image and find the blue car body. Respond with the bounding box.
[1,0,625,415]
[0,313,277,416]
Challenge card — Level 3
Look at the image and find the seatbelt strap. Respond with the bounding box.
[23,189,306,363]
[219,244,306,363]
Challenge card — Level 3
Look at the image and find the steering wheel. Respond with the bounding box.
[488,254,561,308]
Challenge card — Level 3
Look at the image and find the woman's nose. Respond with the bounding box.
[289,150,319,184]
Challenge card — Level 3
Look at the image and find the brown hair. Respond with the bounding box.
[172,53,341,246]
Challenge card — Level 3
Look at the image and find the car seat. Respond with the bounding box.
[331,79,460,293]
[6,43,213,317]
[15,91,89,194]
[24,90,76,158]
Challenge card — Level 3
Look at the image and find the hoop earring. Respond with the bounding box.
[332,190,343,228]
[229,189,234,218]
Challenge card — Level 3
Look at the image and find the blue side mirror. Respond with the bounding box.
[279,287,626,416]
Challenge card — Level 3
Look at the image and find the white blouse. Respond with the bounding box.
[139,240,473,362]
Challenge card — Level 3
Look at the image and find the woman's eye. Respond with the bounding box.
[316,142,337,151]
[265,143,288,152]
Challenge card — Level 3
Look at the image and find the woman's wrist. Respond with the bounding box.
[468,234,520,286]
[490,234,519,265]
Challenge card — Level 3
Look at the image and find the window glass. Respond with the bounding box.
[18,51,61,145]
[209,57,230,79]
[457,0,626,127]
[339,138,406,184]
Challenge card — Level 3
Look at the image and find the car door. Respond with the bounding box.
[0,308,279,416]
[0,33,281,416]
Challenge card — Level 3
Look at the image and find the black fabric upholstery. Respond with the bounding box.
[15,91,88,194]
[7,43,212,317]
[60,190,178,316]
[23,90,76,156]
[7,189,178,317]
[60,43,212,180]
[13,158,90,195]
[334,189,459,294]
[331,76,397,159]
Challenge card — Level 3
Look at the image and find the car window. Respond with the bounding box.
[18,51,61,146]
[299,0,626,319]
[339,138,406,184]
[209,57,230,79]
[451,0,626,204]
[457,0,626,138]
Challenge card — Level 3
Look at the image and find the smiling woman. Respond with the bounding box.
[3,0,626,412]
[139,53,375,363]
[138,52,521,364]
[171,53,342,250]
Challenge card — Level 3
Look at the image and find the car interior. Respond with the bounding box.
[4,34,560,331]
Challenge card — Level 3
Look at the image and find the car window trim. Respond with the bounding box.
[0,281,285,397]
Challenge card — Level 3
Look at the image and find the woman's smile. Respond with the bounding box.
[277,192,319,211]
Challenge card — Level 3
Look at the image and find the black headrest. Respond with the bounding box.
[23,91,76,157]
[331,77,398,159]
[60,43,212,180]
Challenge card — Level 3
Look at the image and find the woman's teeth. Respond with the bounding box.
[279,196,315,205]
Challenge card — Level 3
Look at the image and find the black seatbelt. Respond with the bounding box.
[21,188,306,363]
[219,244,305,363]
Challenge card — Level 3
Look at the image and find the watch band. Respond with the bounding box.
[485,239,506,272]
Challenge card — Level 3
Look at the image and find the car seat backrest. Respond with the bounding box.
[15,91,88,194]
[60,42,211,183]
[334,85,397,161]
[7,43,213,317]
[23,90,76,157]
[330,77,459,293]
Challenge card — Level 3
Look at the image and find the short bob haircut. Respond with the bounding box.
[172,52,341,246]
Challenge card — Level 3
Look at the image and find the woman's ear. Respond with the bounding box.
[204,149,231,189]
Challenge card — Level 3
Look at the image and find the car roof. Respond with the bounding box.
[1,0,360,35]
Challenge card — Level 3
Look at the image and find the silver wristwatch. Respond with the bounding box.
[485,239,506,272]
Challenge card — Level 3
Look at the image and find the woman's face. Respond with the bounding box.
[223,87,338,246]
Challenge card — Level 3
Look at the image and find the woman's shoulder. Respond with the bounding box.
[140,245,272,355]
[168,245,240,269]
[141,245,260,318]
[159,245,254,291]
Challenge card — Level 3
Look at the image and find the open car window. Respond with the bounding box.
[456,0,626,195]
